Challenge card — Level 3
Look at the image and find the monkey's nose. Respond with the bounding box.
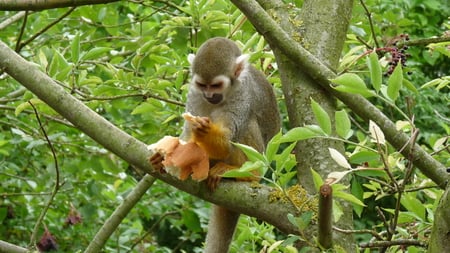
[205,94,223,104]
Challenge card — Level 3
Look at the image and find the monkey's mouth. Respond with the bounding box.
[205,94,223,104]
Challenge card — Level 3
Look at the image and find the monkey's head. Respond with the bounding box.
[188,37,249,105]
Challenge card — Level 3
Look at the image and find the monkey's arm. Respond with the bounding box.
[184,113,247,189]
[183,113,232,160]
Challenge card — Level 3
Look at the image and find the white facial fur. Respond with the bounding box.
[188,53,249,105]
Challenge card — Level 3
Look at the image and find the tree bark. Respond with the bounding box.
[230,0,449,189]
[427,184,450,253]
[255,0,355,251]
[0,0,119,11]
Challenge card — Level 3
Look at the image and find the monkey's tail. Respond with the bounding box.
[204,205,240,253]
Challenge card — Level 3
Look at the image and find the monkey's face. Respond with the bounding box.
[192,74,230,105]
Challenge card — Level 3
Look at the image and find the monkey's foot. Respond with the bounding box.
[149,152,166,174]
[207,162,238,191]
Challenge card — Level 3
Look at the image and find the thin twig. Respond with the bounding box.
[0,105,74,127]
[333,226,383,241]
[15,11,28,52]
[375,206,390,236]
[28,101,61,249]
[18,7,76,51]
[359,0,379,48]
[360,239,427,248]
[400,36,450,47]
[127,211,180,252]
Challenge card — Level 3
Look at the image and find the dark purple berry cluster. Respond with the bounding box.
[384,34,410,76]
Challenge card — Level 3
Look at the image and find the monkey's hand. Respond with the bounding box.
[183,113,211,136]
[148,136,180,174]
[149,152,166,174]
[207,162,238,191]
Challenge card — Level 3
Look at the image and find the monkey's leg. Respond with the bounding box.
[204,205,240,253]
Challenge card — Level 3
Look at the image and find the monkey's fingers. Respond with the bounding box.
[207,162,238,191]
[192,117,211,135]
[207,174,222,191]
[149,152,166,174]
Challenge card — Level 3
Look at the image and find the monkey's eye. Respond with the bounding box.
[211,83,222,88]
[196,82,207,88]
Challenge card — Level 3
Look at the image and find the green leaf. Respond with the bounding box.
[81,47,111,61]
[48,50,70,78]
[310,98,331,135]
[367,50,382,92]
[275,142,297,172]
[71,33,80,63]
[279,126,325,143]
[265,130,282,162]
[401,193,425,221]
[349,151,380,164]
[181,209,202,232]
[287,212,313,231]
[386,63,403,101]
[233,142,266,163]
[15,98,44,116]
[351,179,364,217]
[311,168,324,192]
[333,186,366,207]
[221,161,265,178]
[335,110,352,139]
[402,79,418,93]
[330,73,374,97]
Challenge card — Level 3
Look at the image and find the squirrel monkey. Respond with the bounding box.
[184,37,280,253]
[151,37,279,252]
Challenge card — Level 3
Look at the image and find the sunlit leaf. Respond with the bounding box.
[278,126,325,143]
[330,73,375,97]
[310,98,331,135]
[265,130,282,162]
[386,63,403,101]
[81,47,112,61]
[15,98,44,116]
[326,171,351,184]
[335,109,352,139]
[333,187,366,207]
[233,142,266,163]
[311,168,324,192]
[328,148,352,169]
[369,120,385,145]
[367,50,382,92]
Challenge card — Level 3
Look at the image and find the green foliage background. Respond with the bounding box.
[0,0,448,252]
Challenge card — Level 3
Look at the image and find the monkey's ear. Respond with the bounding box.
[234,54,249,78]
[187,54,196,64]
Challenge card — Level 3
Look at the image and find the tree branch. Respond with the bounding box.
[0,11,27,30]
[0,0,119,11]
[230,0,449,189]
[85,174,157,253]
[360,239,427,249]
[0,240,27,253]
[0,39,300,235]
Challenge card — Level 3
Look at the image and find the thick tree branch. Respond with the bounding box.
[0,39,300,235]
[231,0,449,189]
[0,240,27,253]
[0,0,119,11]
